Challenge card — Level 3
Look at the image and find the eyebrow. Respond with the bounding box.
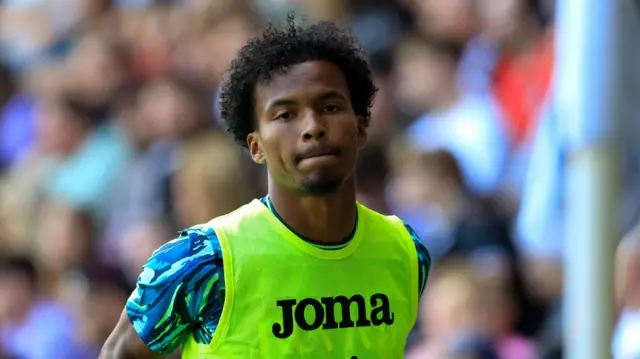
[265,90,348,111]
[315,90,348,103]
[265,98,297,110]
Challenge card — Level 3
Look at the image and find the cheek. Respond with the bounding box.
[340,118,364,161]
[260,125,295,165]
[336,115,361,140]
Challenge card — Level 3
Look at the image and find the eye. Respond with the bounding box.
[324,105,341,113]
[274,111,293,121]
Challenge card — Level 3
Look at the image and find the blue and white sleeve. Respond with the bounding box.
[126,227,225,353]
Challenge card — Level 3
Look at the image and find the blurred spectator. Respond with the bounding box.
[387,149,512,259]
[0,0,628,356]
[1,91,122,256]
[355,144,390,214]
[174,14,255,85]
[0,1,53,71]
[118,220,173,284]
[37,93,131,221]
[471,250,537,359]
[398,35,509,196]
[450,212,548,339]
[0,255,85,359]
[34,201,94,295]
[387,149,465,258]
[407,259,485,359]
[365,51,401,143]
[171,130,258,227]
[65,28,131,117]
[405,0,478,45]
[479,0,554,149]
[103,76,199,265]
[129,7,175,80]
[74,266,130,357]
[0,63,71,170]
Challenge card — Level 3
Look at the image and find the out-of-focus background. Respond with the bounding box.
[0,0,638,358]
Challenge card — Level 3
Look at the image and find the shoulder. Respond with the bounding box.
[156,226,221,258]
[206,198,267,230]
[129,225,223,314]
[138,226,222,286]
[364,208,432,268]
[126,225,224,353]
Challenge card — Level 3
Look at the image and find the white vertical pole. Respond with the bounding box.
[557,0,623,358]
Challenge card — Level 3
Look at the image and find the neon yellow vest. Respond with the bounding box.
[182,199,418,359]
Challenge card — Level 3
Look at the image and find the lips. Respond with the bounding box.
[296,147,341,164]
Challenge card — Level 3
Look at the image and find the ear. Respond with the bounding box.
[247,132,266,164]
[356,116,368,149]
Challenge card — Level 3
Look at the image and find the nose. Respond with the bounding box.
[301,111,326,141]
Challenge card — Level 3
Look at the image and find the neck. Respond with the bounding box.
[268,176,357,244]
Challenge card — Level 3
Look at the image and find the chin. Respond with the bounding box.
[300,174,344,196]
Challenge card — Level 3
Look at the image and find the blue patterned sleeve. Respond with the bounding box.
[126,226,225,354]
[403,222,432,300]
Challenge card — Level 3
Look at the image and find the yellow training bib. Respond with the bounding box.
[182,199,418,359]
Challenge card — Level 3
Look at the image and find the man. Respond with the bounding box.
[100,13,431,359]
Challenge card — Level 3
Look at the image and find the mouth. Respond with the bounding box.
[295,148,342,165]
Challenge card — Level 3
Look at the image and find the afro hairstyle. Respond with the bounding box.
[219,12,378,148]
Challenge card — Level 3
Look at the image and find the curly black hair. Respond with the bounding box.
[219,12,378,148]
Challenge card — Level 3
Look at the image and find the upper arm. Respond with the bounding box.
[403,222,431,300]
[104,227,224,356]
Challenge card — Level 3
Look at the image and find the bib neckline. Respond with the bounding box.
[251,198,363,260]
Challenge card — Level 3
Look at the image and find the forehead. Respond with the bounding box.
[254,61,350,108]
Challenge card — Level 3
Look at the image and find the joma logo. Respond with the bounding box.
[272,293,395,339]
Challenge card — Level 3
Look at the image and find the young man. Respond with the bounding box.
[100,14,431,359]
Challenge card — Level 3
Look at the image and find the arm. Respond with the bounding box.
[100,310,160,359]
[404,222,432,300]
[100,227,225,358]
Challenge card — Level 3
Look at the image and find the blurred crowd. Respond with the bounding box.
[0,0,638,358]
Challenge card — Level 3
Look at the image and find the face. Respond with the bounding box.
[250,61,367,196]
[414,0,478,43]
[204,17,253,82]
[67,34,125,105]
[36,201,91,273]
[422,276,475,338]
[478,0,523,43]
[135,81,197,141]
[395,42,455,113]
[35,97,85,155]
[0,273,33,321]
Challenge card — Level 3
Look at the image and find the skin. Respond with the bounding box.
[249,60,367,243]
[100,310,158,359]
[99,60,367,358]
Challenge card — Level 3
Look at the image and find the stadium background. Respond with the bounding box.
[0,0,637,358]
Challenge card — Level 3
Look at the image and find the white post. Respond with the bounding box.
[557,0,624,358]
